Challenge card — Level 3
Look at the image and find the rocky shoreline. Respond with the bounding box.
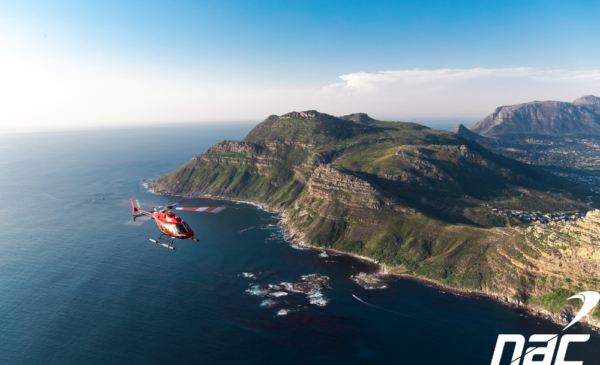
[149,187,600,332]
[393,274,600,331]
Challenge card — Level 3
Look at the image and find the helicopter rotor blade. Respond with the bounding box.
[175,207,225,213]
[122,216,152,226]
[173,196,196,206]
[118,195,201,211]
[116,200,155,208]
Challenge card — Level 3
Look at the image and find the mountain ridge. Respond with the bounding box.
[469,95,600,137]
[150,110,600,321]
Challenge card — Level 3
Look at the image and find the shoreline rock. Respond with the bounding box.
[350,272,389,289]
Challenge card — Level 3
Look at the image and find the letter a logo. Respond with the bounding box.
[563,291,600,331]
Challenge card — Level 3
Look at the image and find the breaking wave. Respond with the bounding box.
[260,299,276,307]
[245,285,266,296]
[308,291,328,306]
[269,291,288,297]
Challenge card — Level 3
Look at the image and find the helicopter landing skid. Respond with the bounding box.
[150,234,177,250]
[149,234,200,250]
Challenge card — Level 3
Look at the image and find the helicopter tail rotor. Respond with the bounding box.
[129,197,137,215]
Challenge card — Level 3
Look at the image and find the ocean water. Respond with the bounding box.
[1,124,599,365]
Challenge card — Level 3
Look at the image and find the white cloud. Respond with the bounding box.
[318,68,600,118]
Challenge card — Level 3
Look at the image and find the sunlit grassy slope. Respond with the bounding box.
[151,111,600,313]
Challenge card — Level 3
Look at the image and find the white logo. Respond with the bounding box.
[490,291,599,365]
[563,291,600,331]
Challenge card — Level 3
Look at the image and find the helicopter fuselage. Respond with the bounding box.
[135,205,195,238]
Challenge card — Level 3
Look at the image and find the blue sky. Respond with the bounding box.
[1,0,599,132]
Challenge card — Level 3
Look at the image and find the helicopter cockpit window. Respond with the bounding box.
[175,224,187,234]
[182,221,191,231]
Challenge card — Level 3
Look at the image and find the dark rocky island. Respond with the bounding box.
[150,109,600,328]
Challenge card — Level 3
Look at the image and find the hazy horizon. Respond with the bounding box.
[0,115,480,135]
[1,0,598,134]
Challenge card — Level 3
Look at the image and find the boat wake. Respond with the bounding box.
[352,294,401,315]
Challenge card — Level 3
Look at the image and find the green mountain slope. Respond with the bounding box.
[150,111,600,316]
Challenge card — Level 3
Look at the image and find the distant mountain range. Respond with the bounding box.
[468,95,600,137]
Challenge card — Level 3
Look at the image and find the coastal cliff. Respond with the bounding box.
[150,110,600,325]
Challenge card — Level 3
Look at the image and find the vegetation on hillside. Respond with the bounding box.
[150,111,600,317]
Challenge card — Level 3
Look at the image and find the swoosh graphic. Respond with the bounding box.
[563,291,600,331]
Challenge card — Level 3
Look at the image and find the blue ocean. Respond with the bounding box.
[1,125,599,365]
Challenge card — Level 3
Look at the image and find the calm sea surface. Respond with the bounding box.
[1,124,599,365]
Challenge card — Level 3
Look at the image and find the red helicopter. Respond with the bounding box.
[122,196,225,250]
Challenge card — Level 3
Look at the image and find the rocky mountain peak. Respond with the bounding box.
[453,123,496,144]
[453,123,468,133]
[338,113,377,124]
[242,110,373,145]
[279,110,332,120]
[573,95,600,108]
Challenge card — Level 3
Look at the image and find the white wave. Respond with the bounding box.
[318,251,328,258]
[280,282,302,293]
[260,299,276,307]
[290,243,310,250]
[224,199,269,211]
[239,272,256,279]
[238,226,255,233]
[276,309,289,316]
[245,285,266,296]
[364,285,388,290]
[269,291,288,297]
[310,297,328,306]
[141,181,161,195]
[308,291,328,306]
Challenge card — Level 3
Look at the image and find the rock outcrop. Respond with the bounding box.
[514,210,600,281]
[193,140,279,173]
[573,95,600,108]
[204,140,260,154]
[338,113,378,125]
[242,110,373,146]
[306,164,384,209]
[568,209,600,244]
